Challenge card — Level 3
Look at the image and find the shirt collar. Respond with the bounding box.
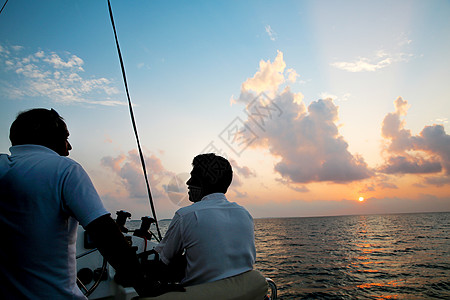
[9,144,59,156]
[200,193,227,202]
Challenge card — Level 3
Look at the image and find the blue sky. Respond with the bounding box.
[1,0,449,219]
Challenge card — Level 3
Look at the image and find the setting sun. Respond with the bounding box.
[359,197,364,202]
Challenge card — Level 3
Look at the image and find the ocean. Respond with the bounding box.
[254,212,449,299]
[136,212,449,299]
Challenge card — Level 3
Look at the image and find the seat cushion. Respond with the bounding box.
[140,270,268,300]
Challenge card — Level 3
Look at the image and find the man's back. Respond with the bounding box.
[0,145,107,299]
[157,193,256,286]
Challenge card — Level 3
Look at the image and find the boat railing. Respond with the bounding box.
[266,278,277,300]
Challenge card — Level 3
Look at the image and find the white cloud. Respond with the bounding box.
[319,92,338,101]
[101,150,175,199]
[286,68,298,83]
[318,92,351,103]
[435,117,448,124]
[11,45,24,51]
[265,25,277,41]
[242,50,286,94]
[232,50,304,104]
[0,44,122,105]
[43,53,84,70]
[331,50,413,72]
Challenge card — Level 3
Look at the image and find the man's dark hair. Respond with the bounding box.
[9,108,67,147]
[192,153,233,193]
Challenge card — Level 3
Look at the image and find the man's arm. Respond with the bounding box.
[154,213,184,265]
[154,213,187,282]
[85,214,147,295]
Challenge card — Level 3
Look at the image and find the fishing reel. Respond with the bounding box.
[76,211,160,298]
[116,210,132,233]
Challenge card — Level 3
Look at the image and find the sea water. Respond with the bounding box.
[131,212,449,299]
[254,212,449,299]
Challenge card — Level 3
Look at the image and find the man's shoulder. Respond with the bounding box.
[174,199,214,218]
[175,203,199,216]
[175,195,250,216]
[16,145,82,170]
[36,150,80,168]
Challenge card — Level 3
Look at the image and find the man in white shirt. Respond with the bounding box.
[0,108,151,299]
[155,153,256,286]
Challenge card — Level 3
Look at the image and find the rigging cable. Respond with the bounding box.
[107,0,162,240]
[0,0,9,15]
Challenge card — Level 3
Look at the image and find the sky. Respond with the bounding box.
[1,0,449,219]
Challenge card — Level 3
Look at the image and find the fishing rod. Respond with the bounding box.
[0,0,9,15]
[107,0,162,241]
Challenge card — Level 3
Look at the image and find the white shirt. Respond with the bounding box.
[0,145,109,299]
[155,193,256,286]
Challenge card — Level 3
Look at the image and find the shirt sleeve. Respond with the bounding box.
[61,162,109,228]
[154,212,183,265]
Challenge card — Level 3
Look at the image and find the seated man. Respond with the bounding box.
[155,153,256,286]
[0,108,151,299]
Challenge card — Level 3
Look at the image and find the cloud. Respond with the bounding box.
[331,50,412,72]
[233,189,249,199]
[379,97,450,184]
[319,92,352,102]
[0,44,122,105]
[286,68,298,83]
[231,51,304,105]
[229,159,255,193]
[379,156,441,174]
[359,174,399,193]
[240,50,287,96]
[43,52,84,70]
[233,51,373,184]
[276,178,310,193]
[424,176,450,187]
[101,150,175,199]
[434,117,448,124]
[230,158,256,178]
[265,25,277,41]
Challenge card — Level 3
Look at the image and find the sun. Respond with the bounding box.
[358,196,364,202]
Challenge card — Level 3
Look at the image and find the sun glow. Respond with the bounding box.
[359,197,365,202]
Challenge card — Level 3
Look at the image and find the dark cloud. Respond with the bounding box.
[276,178,310,193]
[418,125,450,173]
[379,156,442,174]
[380,97,450,182]
[241,89,373,183]
[378,181,398,189]
[424,176,450,187]
[360,184,376,193]
[229,158,256,178]
[233,189,249,199]
[228,159,256,197]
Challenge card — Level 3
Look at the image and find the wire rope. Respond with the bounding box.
[107,0,162,240]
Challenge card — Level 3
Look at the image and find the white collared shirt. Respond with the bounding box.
[156,193,256,286]
[0,145,109,299]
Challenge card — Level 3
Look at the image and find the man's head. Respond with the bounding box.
[9,108,72,156]
[186,153,233,202]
